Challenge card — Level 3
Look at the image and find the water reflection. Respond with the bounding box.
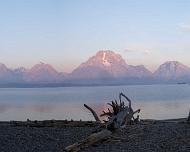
[0,84,189,121]
[0,104,9,113]
[135,101,189,119]
[31,104,54,113]
[0,100,189,121]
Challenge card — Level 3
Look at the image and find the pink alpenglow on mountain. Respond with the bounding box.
[154,61,190,80]
[0,51,190,85]
[70,50,152,79]
[24,62,64,83]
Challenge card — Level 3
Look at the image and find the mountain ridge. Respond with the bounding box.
[0,50,189,86]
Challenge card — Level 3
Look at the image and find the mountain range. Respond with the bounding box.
[0,50,190,87]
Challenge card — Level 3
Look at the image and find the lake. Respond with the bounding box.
[0,84,189,121]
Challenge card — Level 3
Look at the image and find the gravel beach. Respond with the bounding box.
[0,120,189,152]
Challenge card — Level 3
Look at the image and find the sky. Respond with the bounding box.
[1,0,190,72]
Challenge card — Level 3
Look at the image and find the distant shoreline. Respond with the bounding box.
[0,82,188,88]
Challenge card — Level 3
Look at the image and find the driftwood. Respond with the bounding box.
[10,120,98,128]
[84,104,101,122]
[187,110,190,123]
[101,92,140,129]
[65,92,140,152]
[65,129,112,152]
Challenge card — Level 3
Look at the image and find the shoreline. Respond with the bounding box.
[0,117,188,128]
[0,117,187,127]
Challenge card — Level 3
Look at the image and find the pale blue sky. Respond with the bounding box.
[1,0,190,72]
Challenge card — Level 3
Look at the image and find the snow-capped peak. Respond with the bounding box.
[102,52,111,66]
[71,50,152,79]
[81,50,127,67]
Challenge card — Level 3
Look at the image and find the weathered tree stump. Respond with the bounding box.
[64,92,140,152]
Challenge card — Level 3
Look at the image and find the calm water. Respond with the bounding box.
[0,84,189,121]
